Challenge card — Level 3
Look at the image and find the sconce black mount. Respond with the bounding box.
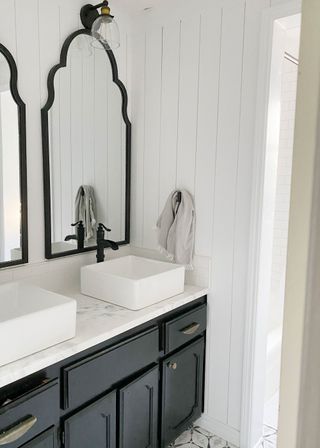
[80,1,112,29]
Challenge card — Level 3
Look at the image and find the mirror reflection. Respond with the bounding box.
[47,33,128,256]
[0,53,24,264]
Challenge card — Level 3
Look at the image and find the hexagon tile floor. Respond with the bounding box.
[171,424,277,448]
[171,426,236,448]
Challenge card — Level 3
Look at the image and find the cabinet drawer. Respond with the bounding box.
[63,327,159,410]
[0,379,59,448]
[20,428,55,448]
[164,304,207,353]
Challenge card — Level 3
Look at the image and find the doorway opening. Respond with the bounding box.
[257,12,301,448]
[241,5,302,448]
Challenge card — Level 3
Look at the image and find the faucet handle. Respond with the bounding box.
[71,221,84,227]
[98,223,111,232]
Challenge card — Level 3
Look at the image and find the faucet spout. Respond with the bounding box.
[64,235,77,241]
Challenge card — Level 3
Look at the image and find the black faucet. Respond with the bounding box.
[96,223,119,263]
[65,221,85,250]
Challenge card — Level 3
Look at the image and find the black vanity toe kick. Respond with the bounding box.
[62,326,160,411]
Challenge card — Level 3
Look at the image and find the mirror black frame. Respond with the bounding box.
[0,43,28,268]
[41,29,131,260]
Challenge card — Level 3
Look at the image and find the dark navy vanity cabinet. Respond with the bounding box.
[0,297,207,448]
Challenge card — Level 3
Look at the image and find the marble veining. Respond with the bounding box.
[0,284,208,388]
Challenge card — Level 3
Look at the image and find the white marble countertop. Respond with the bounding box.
[0,285,208,389]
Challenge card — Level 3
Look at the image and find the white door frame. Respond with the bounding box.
[240,2,301,447]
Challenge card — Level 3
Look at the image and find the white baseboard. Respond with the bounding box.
[197,414,240,447]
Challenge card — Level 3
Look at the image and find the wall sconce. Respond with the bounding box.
[81,1,120,50]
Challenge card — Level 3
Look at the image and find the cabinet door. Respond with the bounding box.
[20,428,55,448]
[119,366,159,448]
[161,337,205,447]
[64,391,116,448]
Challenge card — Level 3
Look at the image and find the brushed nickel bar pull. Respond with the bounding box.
[0,415,37,445]
[180,322,200,335]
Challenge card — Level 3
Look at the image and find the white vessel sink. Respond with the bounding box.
[0,282,77,366]
[81,256,185,310]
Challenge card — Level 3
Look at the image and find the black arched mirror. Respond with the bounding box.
[41,29,131,259]
[0,44,28,268]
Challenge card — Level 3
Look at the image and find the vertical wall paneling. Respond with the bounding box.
[58,5,81,240]
[0,1,16,56]
[82,44,95,188]
[15,0,43,262]
[51,71,62,239]
[158,20,181,213]
[107,64,124,241]
[59,45,72,239]
[142,26,163,249]
[130,32,146,247]
[70,46,83,227]
[94,49,109,229]
[39,0,61,243]
[176,16,201,194]
[209,0,246,425]
[227,0,271,430]
[194,4,222,258]
[195,5,223,425]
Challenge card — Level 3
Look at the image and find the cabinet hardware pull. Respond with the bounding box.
[0,415,37,445]
[168,362,177,370]
[180,322,200,335]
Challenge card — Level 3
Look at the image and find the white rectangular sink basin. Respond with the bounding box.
[0,282,77,366]
[81,256,185,310]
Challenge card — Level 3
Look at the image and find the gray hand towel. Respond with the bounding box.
[75,185,97,241]
[157,190,195,269]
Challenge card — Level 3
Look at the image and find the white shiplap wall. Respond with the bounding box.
[0,0,294,445]
[129,0,291,443]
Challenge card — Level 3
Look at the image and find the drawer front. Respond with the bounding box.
[63,327,159,410]
[164,304,207,353]
[0,380,59,448]
[20,428,55,448]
